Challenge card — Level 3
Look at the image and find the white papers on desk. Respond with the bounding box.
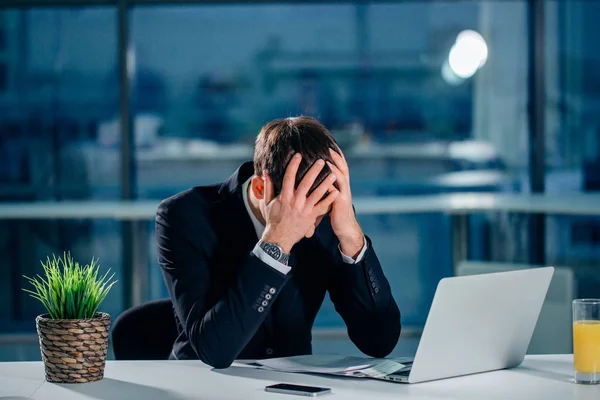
[254,354,412,379]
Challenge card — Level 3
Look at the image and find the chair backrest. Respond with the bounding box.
[112,298,178,360]
[456,261,576,355]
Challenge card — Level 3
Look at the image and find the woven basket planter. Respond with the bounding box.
[36,312,110,383]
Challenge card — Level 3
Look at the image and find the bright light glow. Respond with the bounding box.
[441,60,463,86]
[448,30,488,79]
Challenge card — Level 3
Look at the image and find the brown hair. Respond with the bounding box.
[253,116,339,196]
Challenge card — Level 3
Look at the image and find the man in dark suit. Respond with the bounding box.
[156,116,401,368]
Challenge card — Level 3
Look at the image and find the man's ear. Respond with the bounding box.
[250,176,265,200]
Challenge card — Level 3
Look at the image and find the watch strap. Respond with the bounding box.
[258,240,290,265]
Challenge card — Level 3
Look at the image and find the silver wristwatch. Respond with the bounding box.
[258,240,290,265]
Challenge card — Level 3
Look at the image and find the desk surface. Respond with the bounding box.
[2,193,600,220]
[1,355,598,400]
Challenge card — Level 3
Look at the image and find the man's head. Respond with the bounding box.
[249,116,340,228]
[253,116,339,197]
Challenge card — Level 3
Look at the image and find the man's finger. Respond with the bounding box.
[314,189,339,215]
[305,225,316,239]
[329,148,349,175]
[296,159,326,198]
[326,161,348,193]
[337,145,348,163]
[281,153,302,200]
[306,173,337,208]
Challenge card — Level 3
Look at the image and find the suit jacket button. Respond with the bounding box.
[262,300,269,306]
[266,348,274,356]
[265,294,272,300]
[269,288,276,295]
[258,306,265,313]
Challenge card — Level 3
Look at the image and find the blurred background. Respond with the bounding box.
[1,0,599,361]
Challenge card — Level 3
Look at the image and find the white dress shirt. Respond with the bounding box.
[242,178,367,275]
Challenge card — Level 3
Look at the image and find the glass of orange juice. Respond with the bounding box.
[573,299,600,384]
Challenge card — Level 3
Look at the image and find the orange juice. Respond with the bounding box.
[573,320,600,373]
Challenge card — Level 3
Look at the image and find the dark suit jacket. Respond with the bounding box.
[156,162,401,368]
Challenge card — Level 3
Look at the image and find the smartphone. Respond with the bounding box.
[265,383,332,397]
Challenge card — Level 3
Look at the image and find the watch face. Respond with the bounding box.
[265,243,282,260]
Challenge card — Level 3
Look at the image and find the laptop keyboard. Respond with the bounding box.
[392,369,411,377]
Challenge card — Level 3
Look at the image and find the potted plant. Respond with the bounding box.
[23,253,117,383]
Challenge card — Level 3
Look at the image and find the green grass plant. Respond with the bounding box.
[23,252,117,320]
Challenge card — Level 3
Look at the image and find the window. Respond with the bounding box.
[545,0,600,296]
[3,0,590,361]
[0,8,120,333]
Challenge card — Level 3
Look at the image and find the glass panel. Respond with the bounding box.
[0,64,7,92]
[0,8,120,335]
[132,1,529,329]
[545,0,600,303]
[0,10,6,51]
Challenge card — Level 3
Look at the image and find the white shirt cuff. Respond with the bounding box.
[253,244,291,275]
[339,237,368,264]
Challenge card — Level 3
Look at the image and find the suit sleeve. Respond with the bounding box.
[156,199,289,368]
[327,235,401,358]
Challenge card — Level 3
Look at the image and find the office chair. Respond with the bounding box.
[112,298,178,360]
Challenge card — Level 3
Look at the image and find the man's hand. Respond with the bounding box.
[261,153,339,254]
[327,148,364,259]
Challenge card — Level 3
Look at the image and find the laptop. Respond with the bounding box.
[383,267,554,383]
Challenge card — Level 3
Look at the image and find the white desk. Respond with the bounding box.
[1,355,598,400]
